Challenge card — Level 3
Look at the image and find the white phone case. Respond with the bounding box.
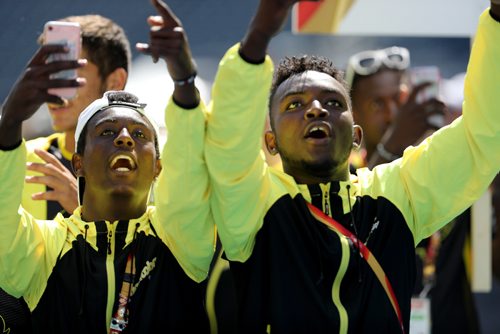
[44,21,81,99]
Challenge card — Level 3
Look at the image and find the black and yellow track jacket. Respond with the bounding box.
[0,98,215,333]
[205,10,500,334]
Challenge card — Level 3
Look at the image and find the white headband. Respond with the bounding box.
[74,91,150,148]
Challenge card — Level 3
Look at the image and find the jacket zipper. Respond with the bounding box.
[320,183,331,216]
[105,221,117,331]
[107,230,113,254]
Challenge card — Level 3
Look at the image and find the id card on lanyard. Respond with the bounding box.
[409,297,431,334]
[410,231,440,334]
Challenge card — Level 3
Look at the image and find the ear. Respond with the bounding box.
[104,67,128,91]
[72,153,84,177]
[154,159,162,179]
[352,125,363,150]
[264,130,278,155]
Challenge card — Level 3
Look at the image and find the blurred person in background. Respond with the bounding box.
[347,47,499,333]
[25,14,131,220]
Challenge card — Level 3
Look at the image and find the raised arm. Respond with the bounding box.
[206,0,318,261]
[371,5,500,243]
[0,45,79,299]
[137,0,214,282]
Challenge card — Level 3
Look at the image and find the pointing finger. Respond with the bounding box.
[151,0,181,29]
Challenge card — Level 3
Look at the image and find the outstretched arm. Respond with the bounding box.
[376,4,500,243]
[206,0,318,261]
[0,28,83,308]
[138,0,214,282]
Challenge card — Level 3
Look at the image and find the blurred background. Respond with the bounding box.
[0,0,487,134]
[0,0,498,331]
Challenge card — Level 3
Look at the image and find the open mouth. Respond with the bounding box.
[304,123,331,139]
[110,154,137,172]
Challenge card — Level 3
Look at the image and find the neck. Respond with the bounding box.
[64,130,76,153]
[284,164,350,185]
[80,195,148,222]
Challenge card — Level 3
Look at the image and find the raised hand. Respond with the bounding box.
[25,148,79,215]
[370,82,448,166]
[136,0,196,81]
[0,45,86,148]
[241,0,320,62]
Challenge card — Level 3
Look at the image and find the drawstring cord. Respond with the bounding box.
[110,222,140,333]
[126,223,140,302]
[346,185,362,283]
[79,224,90,316]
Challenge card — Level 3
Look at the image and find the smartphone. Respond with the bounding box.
[43,21,82,99]
[410,66,444,128]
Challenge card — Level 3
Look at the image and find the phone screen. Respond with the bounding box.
[410,66,441,102]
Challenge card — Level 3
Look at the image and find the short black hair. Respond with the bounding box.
[76,91,160,159]
[268,55,349,129]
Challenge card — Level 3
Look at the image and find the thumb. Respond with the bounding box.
[147,16,164,27]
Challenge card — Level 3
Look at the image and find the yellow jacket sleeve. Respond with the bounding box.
[205,44,275,262]
[0,143,66,306]
[153,97,215,282]
[366,10,500,244]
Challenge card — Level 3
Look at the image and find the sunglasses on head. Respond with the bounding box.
[345,46,410,87]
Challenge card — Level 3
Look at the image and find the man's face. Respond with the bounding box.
[268,70,354,181]
[48,49,106,133]
[351,69,405,151]
[78,107,160,201]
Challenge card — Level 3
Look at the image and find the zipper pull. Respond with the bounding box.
[107,230,112,255]
[323,188,330,216]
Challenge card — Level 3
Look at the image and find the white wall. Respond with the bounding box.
[338,0,490,37]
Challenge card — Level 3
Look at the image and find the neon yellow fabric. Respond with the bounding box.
[362,9,500,244]
[0,143,67,308]
[154,97,216,282]
[23,133,71,219]
[205,44,276,261]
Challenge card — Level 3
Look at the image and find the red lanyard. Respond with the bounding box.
[307,202,405,334]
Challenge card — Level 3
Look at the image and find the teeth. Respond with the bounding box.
[110,155,136,170]
[309,126,327,135]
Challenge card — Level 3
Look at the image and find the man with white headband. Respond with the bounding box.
[0,0,214,332]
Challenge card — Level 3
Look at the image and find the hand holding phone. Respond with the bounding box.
[43,21,82,99]
[410,66,444,128]
[410,66,440,101]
